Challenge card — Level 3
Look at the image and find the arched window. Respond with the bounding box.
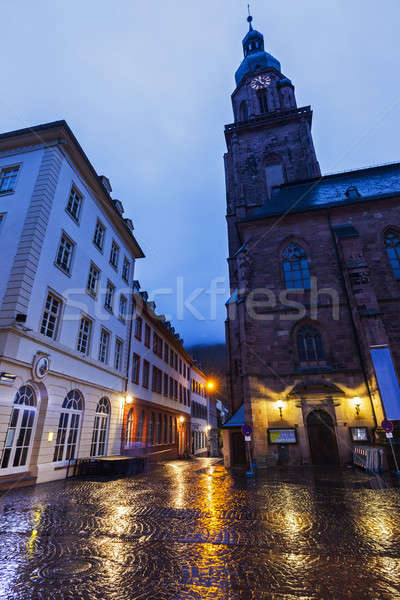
[297,326,324,362]
[136,410,145,443]
[1,385,37,472]
[148,412,154,445]
[384,230,400,279]
[125,408,135,445]
[54,390,83,462]
[239,100,248,122]
[90,397,110,457]
[282,243,311,289]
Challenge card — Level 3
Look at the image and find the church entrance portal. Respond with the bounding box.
[307,409,340,466]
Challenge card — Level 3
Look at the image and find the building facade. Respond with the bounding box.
[0,121,213,489]
[122,289,193,460]
[224,16,400,468]
[190,366,210,456]
[0,121,145,487]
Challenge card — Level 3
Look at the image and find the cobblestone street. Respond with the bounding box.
[1,458,400,599]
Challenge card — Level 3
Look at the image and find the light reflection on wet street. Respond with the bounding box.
[1,458,400,599]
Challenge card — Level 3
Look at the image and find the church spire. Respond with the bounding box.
[247,4,253,31]
[235,12,281,86]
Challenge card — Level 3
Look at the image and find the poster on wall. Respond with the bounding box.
[370,347,400,420]
[268,429,297,444]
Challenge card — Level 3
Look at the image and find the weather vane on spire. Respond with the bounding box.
[247,4,253,30]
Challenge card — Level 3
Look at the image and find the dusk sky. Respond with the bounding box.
[1,0,399,346]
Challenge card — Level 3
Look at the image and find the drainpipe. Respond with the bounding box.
[327,211,377,427]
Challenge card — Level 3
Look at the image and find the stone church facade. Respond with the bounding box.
[223,15,400,468]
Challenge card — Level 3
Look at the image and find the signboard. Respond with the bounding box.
[244,436,251,442]
[268,428,297,444]
[350,427,368,442]
[241,424,252,437]
[381,419,394,433]
[371,347,400,420]
[386,432,394,439]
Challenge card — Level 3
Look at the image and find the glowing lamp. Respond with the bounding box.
[353,397,361,416]
[276,400,285,419]
[126,395,133,404]
[47,432,54,442]
[179,416,185,424]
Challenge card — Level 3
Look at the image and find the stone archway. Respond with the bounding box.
[306,409,340,466]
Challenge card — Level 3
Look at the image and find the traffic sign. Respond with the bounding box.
[244,436,251,442]
[381,419,394,433]
[241,424,252,437]
[386,432,393,439]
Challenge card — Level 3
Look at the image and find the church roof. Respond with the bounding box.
[242,162,400,223]
[222,404,245,428]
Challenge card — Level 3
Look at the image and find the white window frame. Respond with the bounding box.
[90,398,110,458]
[104,280,115,313]
[0,385,38,476]
[119,294,127,322]
[40,292,62,340]
[114,338,123,371]
[65,184,83,223]
[53,390,83,464]
[93,219,106,252]
[98,328,110,364]
[55,231,75,275]
[0,164,21,194]
[110,240,120,269]
[87,262,100,298]
[122,257,130,283]
[77,316,92,355]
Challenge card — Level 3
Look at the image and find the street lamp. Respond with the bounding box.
[207,381,215,391]
[125,395,133,404]
[353,397,361,416]
[276,399,284,419]
[179,416,185,424]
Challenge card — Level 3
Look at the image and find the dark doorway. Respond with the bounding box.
[277,445,290,465]
[307,409,340,466]
[231,431,246,466]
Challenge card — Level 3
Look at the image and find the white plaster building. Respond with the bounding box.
[0,121,144,487]
[190,366,210,456]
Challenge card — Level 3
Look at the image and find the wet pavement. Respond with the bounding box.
[1,459,400,600]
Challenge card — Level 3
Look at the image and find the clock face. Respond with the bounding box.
[250,75,272,90]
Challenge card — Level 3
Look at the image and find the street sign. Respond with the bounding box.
[245,436,251,442]
[386,432,394,439]
[241,424,252,437]
[382,419,394,433]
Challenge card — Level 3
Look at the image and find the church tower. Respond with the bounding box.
[225,13,320,288]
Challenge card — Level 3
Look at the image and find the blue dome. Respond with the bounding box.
[242,28,263,45]
[235,20,281,86]
[235,51,281,86]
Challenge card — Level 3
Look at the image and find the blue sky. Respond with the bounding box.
[1,0,399,345]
